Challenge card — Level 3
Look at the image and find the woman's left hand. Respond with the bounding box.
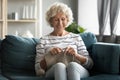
[64,46,77,56]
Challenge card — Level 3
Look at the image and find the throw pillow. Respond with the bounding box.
[1,35,39,75]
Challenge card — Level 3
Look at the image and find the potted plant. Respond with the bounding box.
[65,22,86,34]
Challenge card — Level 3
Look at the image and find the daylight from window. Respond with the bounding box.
[86,10,120,36]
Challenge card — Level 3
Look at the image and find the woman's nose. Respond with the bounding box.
[58,19,62,24]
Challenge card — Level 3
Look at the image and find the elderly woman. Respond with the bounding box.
[35,2,93,80]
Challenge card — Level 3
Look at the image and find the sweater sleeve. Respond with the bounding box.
[35,38,46,75]
[76,35,93,69]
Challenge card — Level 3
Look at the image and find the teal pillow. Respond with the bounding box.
[1,35,39,75]
[80,32,97,54]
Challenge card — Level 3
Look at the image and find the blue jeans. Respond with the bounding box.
[45,62,89,80]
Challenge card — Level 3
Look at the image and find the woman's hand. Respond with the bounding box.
[64,46,87,64]
[49,47,62,55]
[64,46,77,56]
[40,59,47,71]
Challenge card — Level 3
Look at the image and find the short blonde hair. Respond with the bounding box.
[46,2,73,27]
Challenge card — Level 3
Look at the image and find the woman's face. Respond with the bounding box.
[50,12,68,32]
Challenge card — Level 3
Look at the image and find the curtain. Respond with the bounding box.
[97,0,110,42]
[77,0,120,43]
[97,0,120,42]
[110,0,120,42]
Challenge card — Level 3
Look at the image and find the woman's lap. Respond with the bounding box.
[45,62,89,80]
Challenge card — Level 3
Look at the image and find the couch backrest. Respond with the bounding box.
[0,32,97,75]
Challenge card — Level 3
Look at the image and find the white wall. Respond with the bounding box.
[78,0,99,34]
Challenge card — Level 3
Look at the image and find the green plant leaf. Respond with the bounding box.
[77,26,86,33]
[65,22,86,34]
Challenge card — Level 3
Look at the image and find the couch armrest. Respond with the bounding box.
[91,42,120,74]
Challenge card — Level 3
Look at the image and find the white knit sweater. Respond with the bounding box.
[35,32,93,75]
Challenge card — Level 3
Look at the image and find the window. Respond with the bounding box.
[104,10,120,35]
[78,0,120,36]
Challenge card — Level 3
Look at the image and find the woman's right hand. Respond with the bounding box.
[49,47,62,55]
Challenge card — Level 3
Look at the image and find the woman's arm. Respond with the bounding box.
[76,36,94,69]
[35,41,47,75]
[75,54,93,69]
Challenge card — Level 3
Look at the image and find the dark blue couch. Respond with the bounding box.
[0,32,120,80]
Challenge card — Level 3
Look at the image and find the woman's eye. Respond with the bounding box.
[62,18,65,21]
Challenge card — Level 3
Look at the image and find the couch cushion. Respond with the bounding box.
[1,35,39,75]
[0,74,9,80]
[4,75,52,80]
[81,74,120,80]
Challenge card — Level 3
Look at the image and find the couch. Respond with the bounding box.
[0,32,120,80]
